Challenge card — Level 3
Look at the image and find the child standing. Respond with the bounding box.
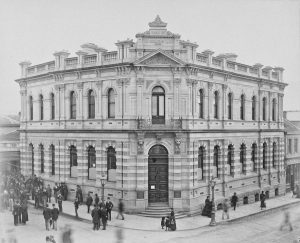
[165,216,170,231]
[161,217,165,229]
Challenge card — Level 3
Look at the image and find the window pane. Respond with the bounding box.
[152,96,157,116]
[110,103,115,117]
[158,95,164,116]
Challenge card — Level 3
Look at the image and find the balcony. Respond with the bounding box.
[137,117,182,130]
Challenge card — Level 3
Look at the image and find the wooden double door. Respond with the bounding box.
[148,145,168,203]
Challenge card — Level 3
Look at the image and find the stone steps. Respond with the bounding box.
[137,205,187,218]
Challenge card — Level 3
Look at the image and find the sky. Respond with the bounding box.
[0,0,299,115]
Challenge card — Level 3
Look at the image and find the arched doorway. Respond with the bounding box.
[148,145,168,203]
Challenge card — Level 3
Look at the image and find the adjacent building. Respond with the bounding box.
[16,16,287,213]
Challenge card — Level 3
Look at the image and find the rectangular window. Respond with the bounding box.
[294,139,298,153]
[288,139,292,154]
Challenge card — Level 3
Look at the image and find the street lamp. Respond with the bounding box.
[100,173,106,201]
[209,177,217,226]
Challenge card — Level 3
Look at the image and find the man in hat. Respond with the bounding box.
[106,197,113,221]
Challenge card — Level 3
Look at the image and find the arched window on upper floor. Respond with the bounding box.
[50,93,55,120]
[39,95,44,120]
[214,91,219,119]
[263,142,267,170]
[199,89,204,119]
[50,144,55,175]
[87,146,96,180]
[198,146,205,180]
[29,143,34,176]
[107,146,116,181]
[39,144,44,173]
[70,145,77,177]
[152,86,165,124]
[88,90,95,119]
[240,94,245,120]
[252,96,256,121]
[108,88,115,119]
[227,144,234,176]
[70,91,76,119]
[213,145,220,178]
[228,93,233,120]
[262,97,267,121]
[272,98,276,121]
[240,143,246,174]
[272,142,277,168]
[29,96,33,121]
[251,143,257,172]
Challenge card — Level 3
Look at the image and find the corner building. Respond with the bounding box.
[16,16,287,213]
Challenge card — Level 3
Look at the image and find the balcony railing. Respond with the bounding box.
[137,117,182,129]
[83,55,97,64]
[103,51,118,62]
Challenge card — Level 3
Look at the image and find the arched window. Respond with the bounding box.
[29,144,34,175]
[40,144,44,173]
[70,145,77,177]
[262,97,267,121]
[50,93,55,120]
[108,88,115,118]
[272,98,276,121]
[272,142,277,168]
[152,86,165,124]
[252,96,256,120]
[228,93,233,120]
[107,146,116,181]
[214,91,219,119]
[251,143,257,172]
[88,90,95,119]
[87,146,96,180]
[198,146,205,180]
[50,145,55,175]
[40,95,44,120]
[263,142,267,170]
[70,91,76,119]
[240,94,245,120]
[29,96,33,121]
[199,89,204,119]
[213,145,220,178]
[240,144,246,174]
[227,144,234,176]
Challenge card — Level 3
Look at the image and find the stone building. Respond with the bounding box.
[16,16,287,213]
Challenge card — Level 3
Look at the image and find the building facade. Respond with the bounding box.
[284,111,300,192]
[16,16,287,212]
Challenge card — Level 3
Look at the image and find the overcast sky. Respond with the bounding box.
[0,0,299,115]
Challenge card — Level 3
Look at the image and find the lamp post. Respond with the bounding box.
[209,177,217,226]
[100,173,106,201]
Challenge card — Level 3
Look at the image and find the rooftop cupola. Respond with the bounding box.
[148,15,168,34]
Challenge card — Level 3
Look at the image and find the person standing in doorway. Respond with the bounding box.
[231,192,238,211]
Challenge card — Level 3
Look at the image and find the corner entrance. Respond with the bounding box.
[148,145,168,203]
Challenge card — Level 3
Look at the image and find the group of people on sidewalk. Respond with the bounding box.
[161,208,176,231]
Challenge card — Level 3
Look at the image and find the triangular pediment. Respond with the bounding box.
[134,50,185,66]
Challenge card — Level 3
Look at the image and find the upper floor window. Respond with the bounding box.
[108,88,115,118]
[198,146,205,180]
[263,142,267,170]
[251,143,257,172]
[272,98,276,121]
[152,86,165,124]
[288,139,292,154]
[29,143,34,175]
[39,95,44,120]
[70,145,77,177]
[88,146,96,180]
[50,93,55,120]
[272,142,277,168]
[107,146,116,181]
[50,144,55,175]
[227,144,234,176]
[70,91,76,119]
[240,94,245,120]
[214,91,219,119]
[240,143,246,174]
[294,139,298,153]
[88,90,95,119]
[262,97,267,121]
[252,96,256,120]
[199,89,204,119]
[213,145,220,178]
[29,96,33,121]
[39,144,44,173]
[228,93,233,120]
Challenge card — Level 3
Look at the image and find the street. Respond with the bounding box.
[1,204,300,243]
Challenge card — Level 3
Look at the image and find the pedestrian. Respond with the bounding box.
[222,198,230,220]
[21,200,29,224]
[86,193,93,214]
[46,185,52,203]
[116,199,124,220]
[51,204,59,231]
[91,204,100,230]
[43,204,52,231]
[231,192,238,211]
[165,216,170,231]
[161,217,165,229]
[76,185,83,204]
[34,187,40,208]
[74,198,79,218]
[12,201,20,226]
[53,183,59,203]
[279,210,293,231]
[42,189,48,207]
[94,193,99,206]
[100,205,108,230]
[57,194,63,213]
[260,191,266,210]
[106,197,113,221]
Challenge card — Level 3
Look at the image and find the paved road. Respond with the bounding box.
[1,204,300,243]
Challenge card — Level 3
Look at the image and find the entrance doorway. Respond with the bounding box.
[148,145,168,203]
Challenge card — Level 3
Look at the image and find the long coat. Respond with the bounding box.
[91,208,100,224]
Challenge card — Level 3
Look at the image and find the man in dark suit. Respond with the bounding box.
[106,197,113,221]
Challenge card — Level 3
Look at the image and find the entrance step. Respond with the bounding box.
[137,205,187,218]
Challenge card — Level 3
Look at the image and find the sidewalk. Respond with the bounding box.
[28,193,300,232]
